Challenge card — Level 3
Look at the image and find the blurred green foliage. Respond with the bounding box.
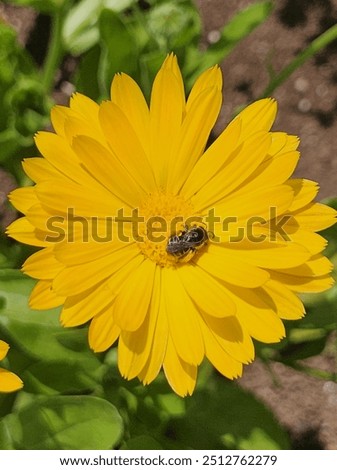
[0,0,337,450]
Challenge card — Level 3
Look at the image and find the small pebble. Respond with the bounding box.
[316,84,328,97]
[294,77,309,92]
[323,381,337,406]
[207,30,221,44]
[60,81,76,96]
[298,98,312,112]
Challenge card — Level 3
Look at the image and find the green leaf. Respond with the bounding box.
[75,45,102,100]
[6,77,52,137]
[278,336,328,361]
[99,9,139,93]
[122,435,163,450]
[63,0,137,55]
[0,395,123,449]
[0,270,103,393]
[0,23,35,125]
[139,50,167,100]
[172,379,290,449]
[62,0,102,55]
[0,393,16,420]
[0,130,22,163]
[0,22,50,169]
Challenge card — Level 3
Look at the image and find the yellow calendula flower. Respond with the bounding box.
[0,340,23,393]
[7,54,336,396]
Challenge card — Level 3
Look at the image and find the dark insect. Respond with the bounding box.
[166,225,209,260]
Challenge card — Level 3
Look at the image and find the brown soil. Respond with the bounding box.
[0,0,337,449]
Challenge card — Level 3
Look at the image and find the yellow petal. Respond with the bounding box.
[186,65,222,113]
[35,132,106,189]
[54,235,126,266]
[114,259,157,331]
[165,53,186,106]
[71,255,144,329]
[198,317,242,379]
[88,307,120,352]
[181,117,242,199]
[222,285,285,343]
[286,179,319,211]
[201,313,255,364]
[22,157,63,183]
[70,92,101,130]
[0,369,23,393]
[72,135,142,206]
[262,279,305,320]
[162,267,204,365]
[273,254,333,278]
[197,184,294,226]
[254,224,327,255]
[163,335,197,397]
[118,267,161,379]
[232,150,299,196]
[110,72,150,155]
[66,93,107,143]
[99,101,156,192]
[288,230,327,255]
[149,58,185,186]
[50,105,76,137]
[138,280,169,385]
[25,203,65,234]
[177,264,236,317]
[288,202,337,231]
[268,132,288,155]
[269,271,334,293]
[50,105,68,135]
[35,180,123,217]
[197,244,270,288]
[168,86,222,193]
[61,280,115,327]
[236,98,277,140]
[282,134,300,152]
[8,187,38,214]
[0,341,9,361]
[52,243,139,296]
[63,114,107,145]
[29,280,65,310]
[107,254,145,293]
[22,247,63,279]
[6,217,51,247]
[192,132,272,208]
[221,242,311,269]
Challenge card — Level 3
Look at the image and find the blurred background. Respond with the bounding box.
[0,0,336,450]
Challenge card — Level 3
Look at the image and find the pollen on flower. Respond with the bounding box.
[137,191,200,267]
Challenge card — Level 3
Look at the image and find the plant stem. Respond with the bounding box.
[42,10,64,94]
[260,23,337,98]
[284,361,337,382]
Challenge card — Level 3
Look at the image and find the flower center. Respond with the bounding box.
[137,191,205,267]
